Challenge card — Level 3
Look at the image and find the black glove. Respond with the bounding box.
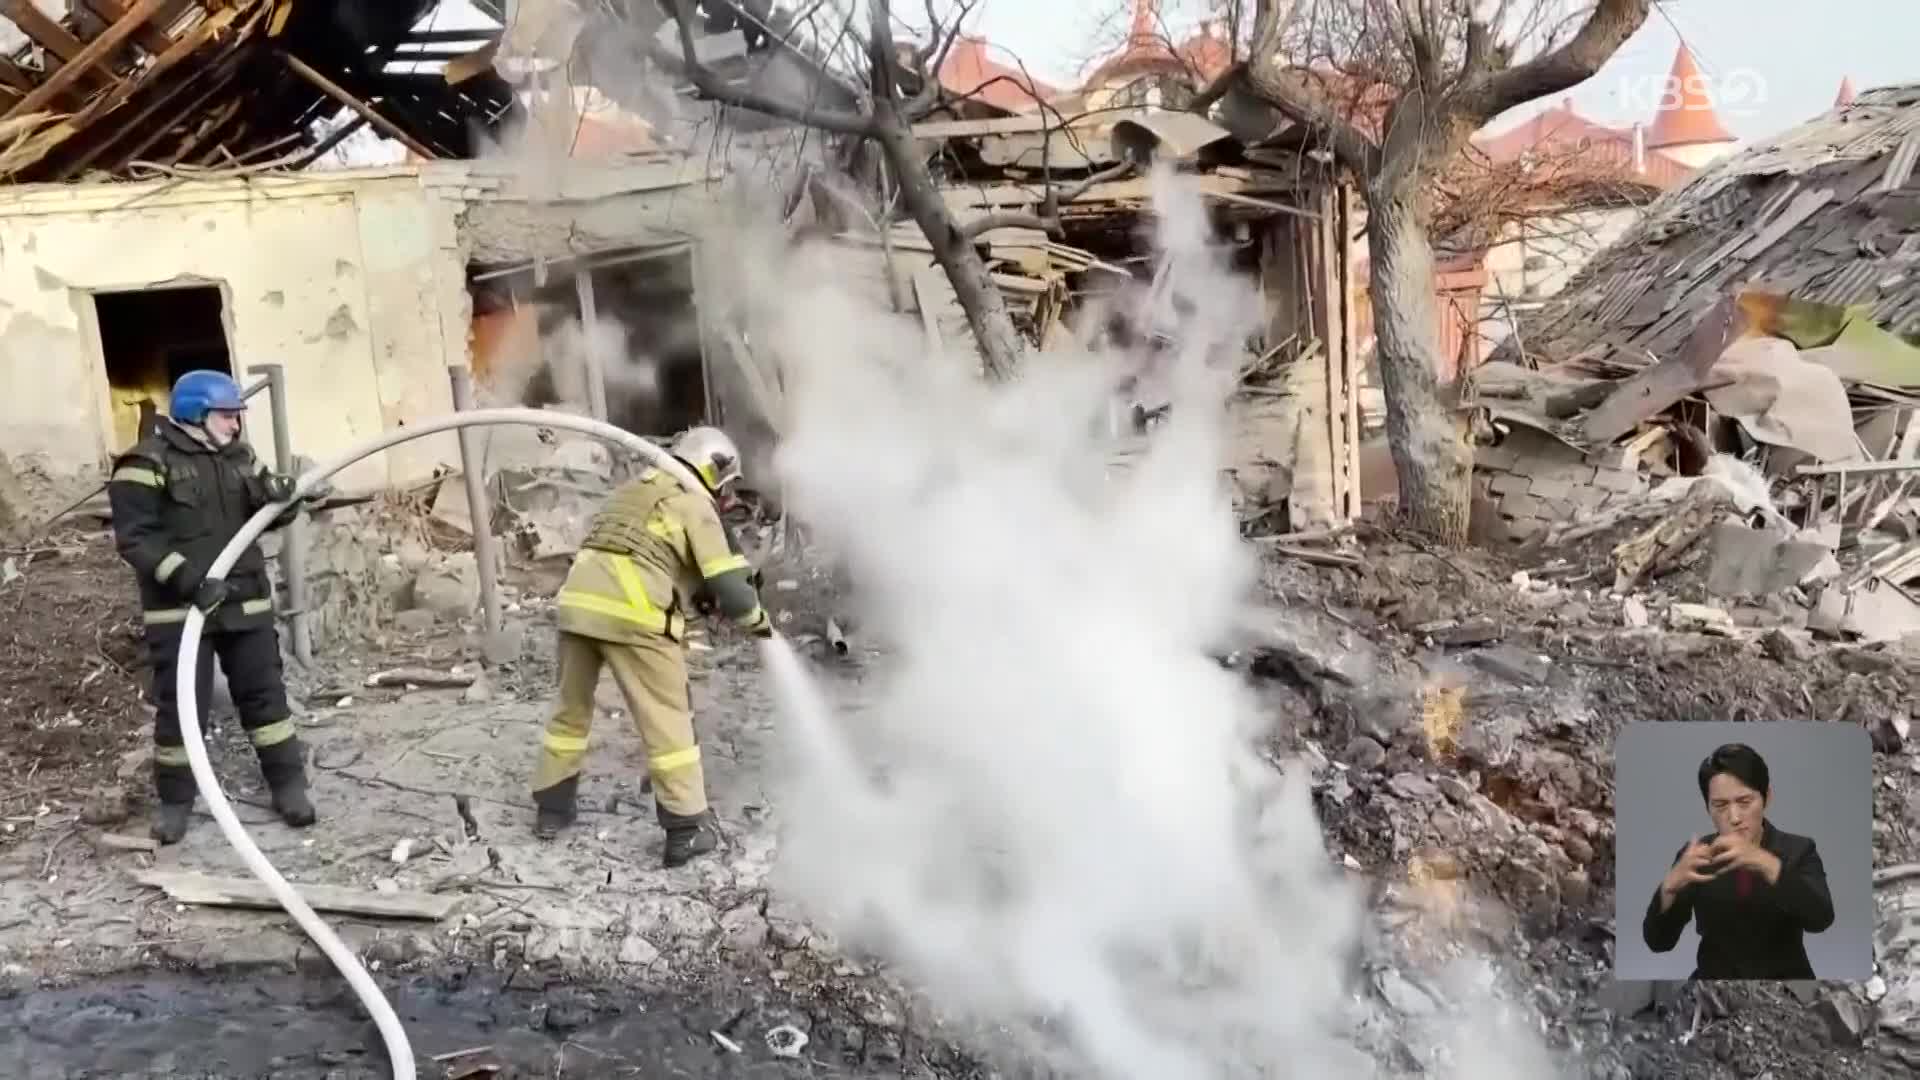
[750,622,774,640]
[262,473,297,503]
[191,578,230,614]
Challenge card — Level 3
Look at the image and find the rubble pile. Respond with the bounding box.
[1234,525,1920,1076]
[0,531,146,823]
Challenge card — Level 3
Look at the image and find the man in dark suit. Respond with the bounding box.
[1642,743,1835,979]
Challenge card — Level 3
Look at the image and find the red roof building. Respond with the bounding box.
[1474,98,1697,192]
[936,36,1056,114]
[1645,44,1738,165]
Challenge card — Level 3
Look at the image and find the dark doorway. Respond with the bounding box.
[95,285,233,450]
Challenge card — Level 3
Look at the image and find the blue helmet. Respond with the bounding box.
[170,370,246,424]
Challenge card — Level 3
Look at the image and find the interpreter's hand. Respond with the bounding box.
[191,578,230,615]
[1707,832,1779,881]
[1662,837,1719,898]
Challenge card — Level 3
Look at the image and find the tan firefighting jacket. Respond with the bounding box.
[555,467,768,644]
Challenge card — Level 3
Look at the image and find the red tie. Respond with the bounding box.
[1734,869,1755,899]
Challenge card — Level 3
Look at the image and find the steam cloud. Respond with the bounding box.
[734,171,1558,1077]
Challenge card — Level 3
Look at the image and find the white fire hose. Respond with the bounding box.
[174,410,709,1080]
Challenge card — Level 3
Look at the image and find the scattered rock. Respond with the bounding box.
[1621,596,1650,629]
[393,609,437,635]
[1669,602,1736,635]
[1815,992,1868,1045]
[1436,774,1475,805]
[1468,645,1552,686]
[413,554,480,617]
[1763,627,1816,664]
[1872,712,1912,755]
[1387,772,1438,801]
[1343,736,1387,771]
[462,677,495,705]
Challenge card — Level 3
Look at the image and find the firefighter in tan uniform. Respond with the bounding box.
[530,426,772,867]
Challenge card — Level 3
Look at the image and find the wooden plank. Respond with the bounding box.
[30,4,249,179]
[2,0,170,123]
[911,113,1108,139]
[135,869,459,921]
[79,0,177,56]
[2,1,117,86]
[279,51,437,160]
[1582,294,1747,445]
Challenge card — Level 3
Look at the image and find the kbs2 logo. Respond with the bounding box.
[1617,68,1766,116]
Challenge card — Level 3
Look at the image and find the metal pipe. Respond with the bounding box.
[248,364,314,667]
[447,367,504,639]
[574,269,611,422]
[173,409,710,1080]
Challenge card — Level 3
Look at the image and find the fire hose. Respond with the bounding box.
[174,409,710,1080]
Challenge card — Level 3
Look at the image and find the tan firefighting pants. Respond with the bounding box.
[531,631,707,816]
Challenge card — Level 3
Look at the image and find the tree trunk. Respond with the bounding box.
[1365,187,1473,543]
[872,108,1026,379]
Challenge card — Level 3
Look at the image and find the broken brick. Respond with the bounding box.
[1489,471,1532,496]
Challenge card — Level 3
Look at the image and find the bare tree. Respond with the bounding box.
[660,0,1128,379]
[1208,0,1651,541]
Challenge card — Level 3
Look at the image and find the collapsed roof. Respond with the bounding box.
[1502,82,1920,376]
[0,0,517,182]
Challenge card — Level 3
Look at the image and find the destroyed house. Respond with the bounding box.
[909,106,1363,528]
[1466,82,1920,547]
[0,2,828,527]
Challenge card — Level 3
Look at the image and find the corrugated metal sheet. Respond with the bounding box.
[1881,133,1920,192]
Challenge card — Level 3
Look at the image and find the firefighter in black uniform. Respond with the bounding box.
[107,370,318,845]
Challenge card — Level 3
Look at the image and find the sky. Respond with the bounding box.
[939,0,1915,143]
[433,0,1912,145]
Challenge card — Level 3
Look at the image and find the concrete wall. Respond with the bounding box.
[0,167,471,514]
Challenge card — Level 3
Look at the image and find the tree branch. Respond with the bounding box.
[1453,0,1652,124]
[1185,59,1246,115]
[960,211,1053,241]
[1243,0,1380,176]
[670,0,879,136]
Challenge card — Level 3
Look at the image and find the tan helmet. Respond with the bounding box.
[670,425,743,493]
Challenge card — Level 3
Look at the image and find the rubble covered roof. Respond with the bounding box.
[1503,82,1920,374]
[0,1,517,183]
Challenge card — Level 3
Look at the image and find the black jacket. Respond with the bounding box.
[107,420,289,634]
[1642,821,1835,980]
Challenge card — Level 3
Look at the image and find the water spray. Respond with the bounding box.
[174,409,713,1080]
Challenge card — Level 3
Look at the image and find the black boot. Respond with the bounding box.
[659,807,720,869]
[151,801,192,845]
[533,774,579,840]
[271,774,317,828]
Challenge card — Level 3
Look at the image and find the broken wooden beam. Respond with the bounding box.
[1,1,117,87]
[33,5,252,180]
[1,0,171,124]
[135,869,458,921]
[365,666,477,689]
[77,0,177,57]
[279,51,438,160]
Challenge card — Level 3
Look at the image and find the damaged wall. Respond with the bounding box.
[0,167,473,515]
[1472,427,1648,545]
